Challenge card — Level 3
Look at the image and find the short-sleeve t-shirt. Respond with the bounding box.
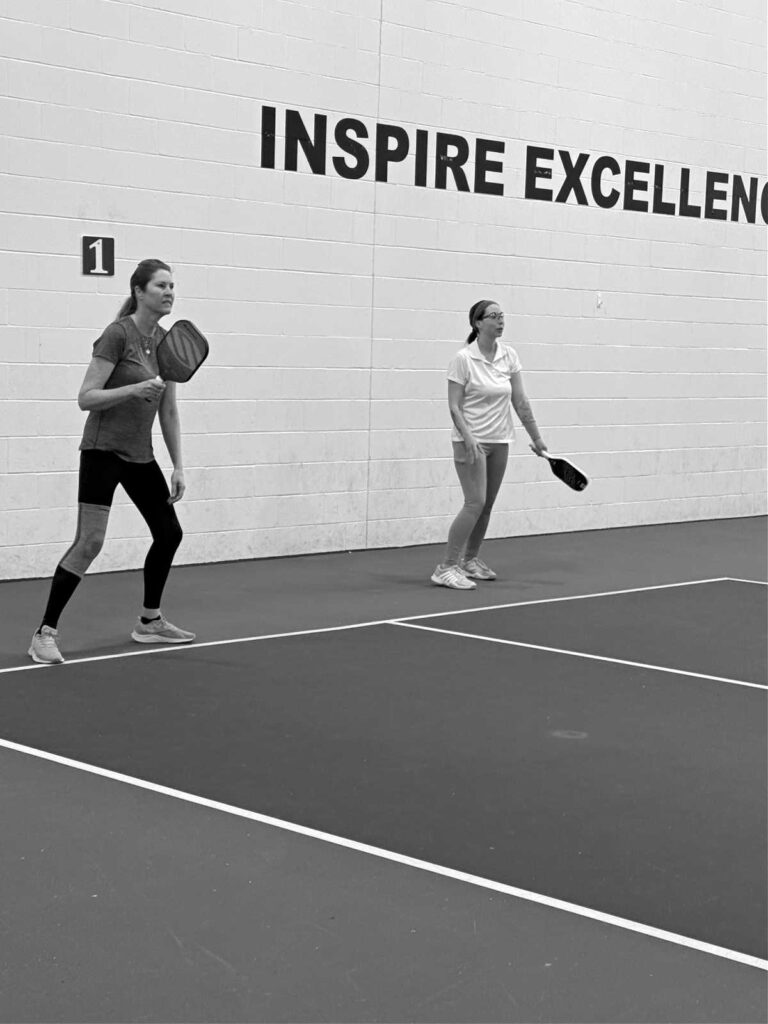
[79,317,166,463]
[446,341,522,443]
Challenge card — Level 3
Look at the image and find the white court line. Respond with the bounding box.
[392,621,768,691]
[0,736,764,973]
[723,578,768,586]
[0,577,736,676]
[0,620,393,675]
[402,576,734,623]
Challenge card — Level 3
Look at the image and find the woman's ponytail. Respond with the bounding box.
[115,294,137,320]
[466,299,495,343]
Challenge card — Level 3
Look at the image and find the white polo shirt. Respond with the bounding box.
[446,341,522,443]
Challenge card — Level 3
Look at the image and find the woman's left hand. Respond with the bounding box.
[168,469,186,504]
[529,440,548,457]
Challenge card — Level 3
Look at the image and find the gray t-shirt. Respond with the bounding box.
[79,317,166,463]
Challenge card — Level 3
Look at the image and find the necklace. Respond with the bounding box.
[132,316,156,355]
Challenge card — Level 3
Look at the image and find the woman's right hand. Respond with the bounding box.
[465,437,481,464]
[134,378,166,403]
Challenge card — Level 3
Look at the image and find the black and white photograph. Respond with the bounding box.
[0,1,766,1021]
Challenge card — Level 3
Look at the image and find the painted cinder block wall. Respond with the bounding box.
[0,0,766,579]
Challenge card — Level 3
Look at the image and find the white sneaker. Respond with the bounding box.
[462,557,497,580]
[131,616,196,644]
[28,625,65,664]
[430,565,477,590]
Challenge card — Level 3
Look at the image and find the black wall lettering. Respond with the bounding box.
[731,176,757,223]
[678,168,702,218]
[474,138,505,196]
[257,106,765,227]
[591,156,621,208]
[555,151,589,205]
[333,118,370,179]
[375,124,410,182]
[261,105,276,169]
[434,133,470,191]
[525,146,554,200]
[623,161,650,212]
[414,129,429,187]
[704,171,729,220]
[652,164,676,215]
[284,110,327,174]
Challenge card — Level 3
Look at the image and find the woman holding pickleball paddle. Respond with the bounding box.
[431,298,551,591]
[29,259,208,664]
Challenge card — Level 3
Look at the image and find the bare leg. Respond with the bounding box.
[464,444,509,560]
[442,450,487,565]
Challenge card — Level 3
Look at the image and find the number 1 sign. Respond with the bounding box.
[82,236,115,276]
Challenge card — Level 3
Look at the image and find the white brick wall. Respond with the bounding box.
[1,0,765,579]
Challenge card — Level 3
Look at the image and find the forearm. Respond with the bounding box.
[449,404,474,444]
[160,413,183,469]
[512,395,544,445]
[78,384,137,411]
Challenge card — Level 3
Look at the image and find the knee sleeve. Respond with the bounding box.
[60,504,109,577]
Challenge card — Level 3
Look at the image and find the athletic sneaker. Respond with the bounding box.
[28,625,65,664]
[430,565,477,590]
[462,557,497,580]
[131,617,196,644]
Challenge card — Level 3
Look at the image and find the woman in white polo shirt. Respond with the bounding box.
[431,299,548,590]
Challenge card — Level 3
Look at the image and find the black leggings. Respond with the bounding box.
[42,450,183,628]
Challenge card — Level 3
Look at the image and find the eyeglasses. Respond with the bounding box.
[482,311,505,320]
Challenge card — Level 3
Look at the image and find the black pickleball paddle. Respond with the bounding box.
[532,448,589,491]
[155,320,209,383]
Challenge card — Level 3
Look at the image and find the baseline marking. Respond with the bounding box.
[0,577,736,676]
[0,736,764,972]
[723,578,768,586]
[392,621,768,691]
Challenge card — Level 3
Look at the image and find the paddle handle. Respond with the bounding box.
[529,444,552,457]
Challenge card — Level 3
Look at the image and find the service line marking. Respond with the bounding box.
[392,621,767,690]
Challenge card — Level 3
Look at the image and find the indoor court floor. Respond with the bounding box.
[0,516,766,1023]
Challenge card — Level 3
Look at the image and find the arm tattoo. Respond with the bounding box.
[513,395,542,441]
[515,396,535,426]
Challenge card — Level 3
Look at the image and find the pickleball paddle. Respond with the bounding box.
[532,448,589,491]
[155,320,209,383]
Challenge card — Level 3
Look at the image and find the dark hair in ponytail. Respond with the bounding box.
[115,259,172,320]
[466,298,497,343]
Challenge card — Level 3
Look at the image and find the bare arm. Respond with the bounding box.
[158,382,182,470]
[159,382,186,502]
[448,380,481,464]
[447,380,473,443]
[510,371,547,453]
[78,357,164,411]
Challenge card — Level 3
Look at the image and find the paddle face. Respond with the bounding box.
[156,320,209,382]
[547,455,588,491]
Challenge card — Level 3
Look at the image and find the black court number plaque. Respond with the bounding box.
[82,236,115,276]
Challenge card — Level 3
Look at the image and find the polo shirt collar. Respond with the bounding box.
[468,339,503,363]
